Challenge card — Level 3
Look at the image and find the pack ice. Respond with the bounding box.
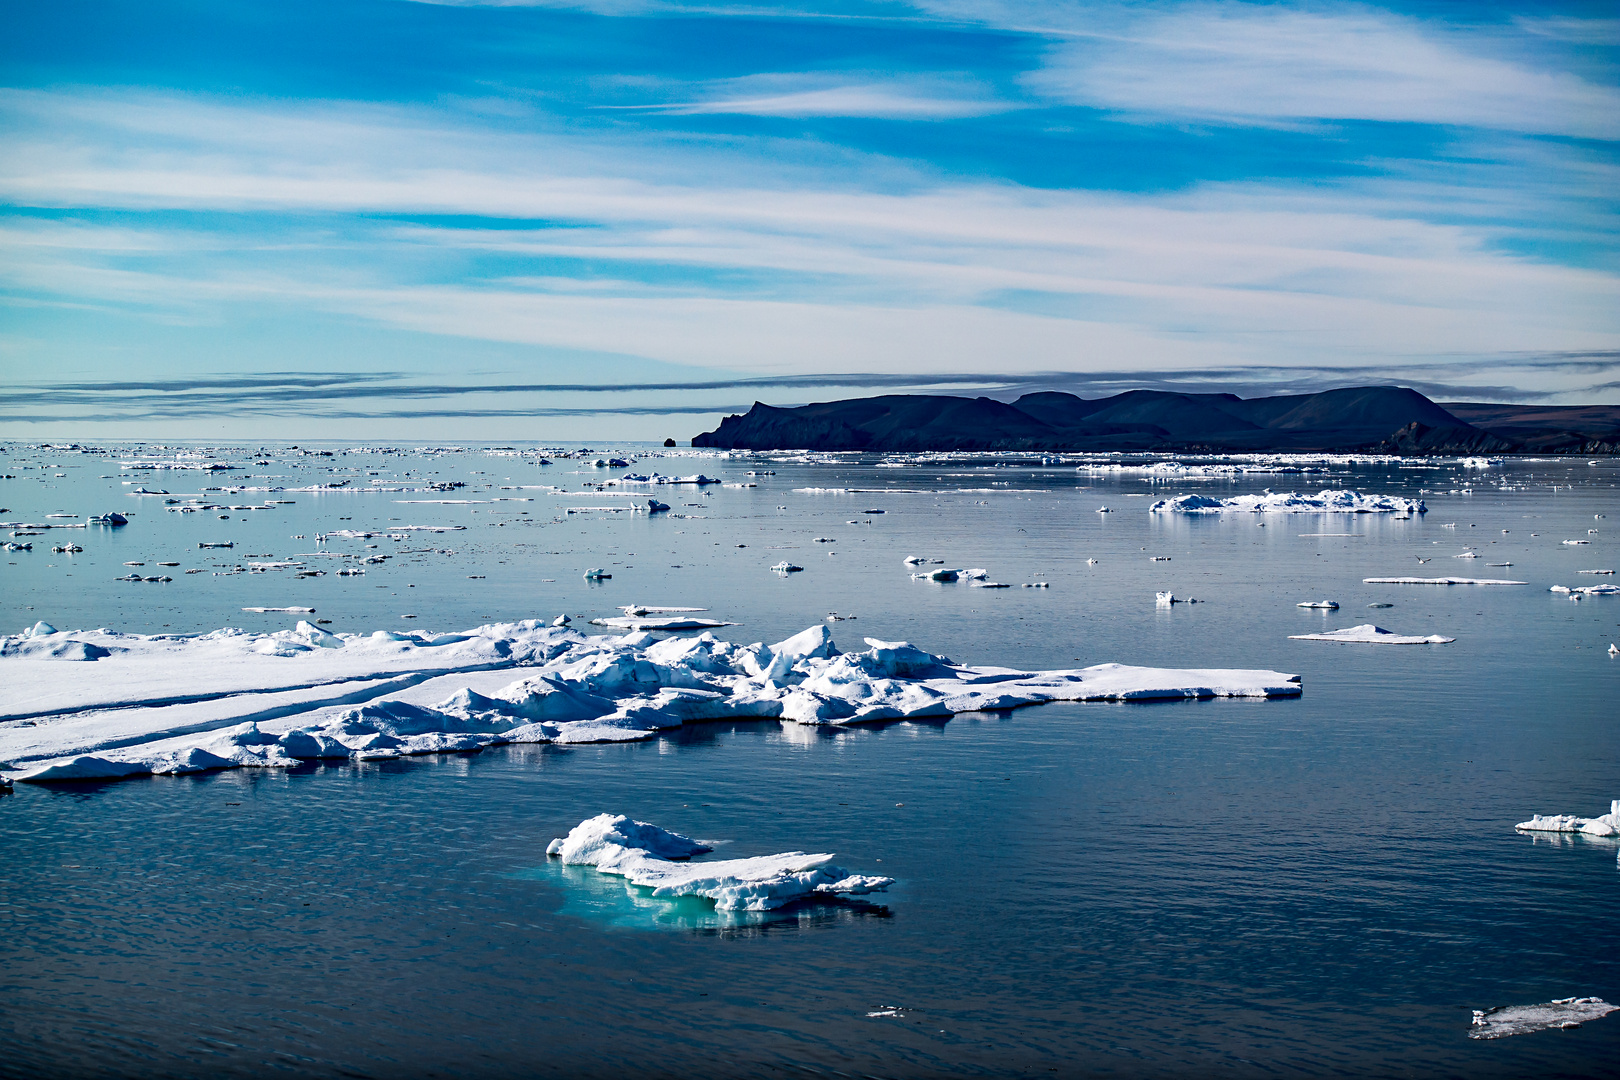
[0,619,1301,786]
[1516,799,1620,838]
[1149,490,1424,514]
[546,813,892,911]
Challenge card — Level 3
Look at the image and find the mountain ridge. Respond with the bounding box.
[692,387,1620,454]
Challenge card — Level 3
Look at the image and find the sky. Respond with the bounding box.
[2,0,1617,442]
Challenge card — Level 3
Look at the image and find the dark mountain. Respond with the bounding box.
[692,386,1549,453]
[1440,403,1620,454]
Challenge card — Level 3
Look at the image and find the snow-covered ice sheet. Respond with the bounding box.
[1288,624,1453,645]
[1469,997,1617,1039]
[547,813,892,911]
[1149,490,1424,514]
[0,618,1301,786]
[1516,799,1620,837]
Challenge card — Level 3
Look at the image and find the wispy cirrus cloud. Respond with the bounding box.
[605,73,1014,119]
[920,1,1620,138]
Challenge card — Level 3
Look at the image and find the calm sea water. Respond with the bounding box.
[2,443,1617,1078]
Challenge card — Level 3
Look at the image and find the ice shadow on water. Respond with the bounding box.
[511,861,891,937]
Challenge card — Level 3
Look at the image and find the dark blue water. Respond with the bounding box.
[2,446,1617,1077]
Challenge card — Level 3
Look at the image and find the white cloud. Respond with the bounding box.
[0,88,1615,390]
[926,1,1620,138]
[613,72,1014,119]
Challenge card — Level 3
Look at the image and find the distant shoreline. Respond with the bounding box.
[693,387,1620,455]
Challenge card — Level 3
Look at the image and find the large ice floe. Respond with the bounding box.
[1516,800,1620,838]
[1469,997,1617,1039]
[1361,577,1527,586]
[0,618,1301,786]
[1288,624,1453,645]
[1149,490,1424,514]
[546,814,892,911]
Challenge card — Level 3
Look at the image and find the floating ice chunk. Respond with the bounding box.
[591,616,736,631]
[1296,601,1339,609]
[546,813,712,862]
[1563,539,1591,546]
[963,569,989,580]
[1578,569,1615,575]
[547,813,891,912]
[1470,997,1616,1039]
[583,568,612,580]
[912,567,959,582]
[1516,799,1620,837]
[971,581,1012,588]
[1454,551,1480,559]
[1155,592,1196,605]
[903,556,926,564]
[1022,581,1049,588]
[770,562,804,573]
[1150,490,1424,515]
[243,607,315,613]
[1288,624,1454,645]
[1610,643,1619,655]
[1550,583,1620,597]
[87,512,128,525]
[1362,577,1527,585]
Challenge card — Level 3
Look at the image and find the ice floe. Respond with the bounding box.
[546,813,892,911]
[1469,997,1616,1039]
[1362,577,1527,586]
[1288,624,1454,645]
[1516,799,1620,837]
[1296,601,1339,609]
[1149,490,1424,515]
[1550,584,1620,597]
[0,619,1301,786]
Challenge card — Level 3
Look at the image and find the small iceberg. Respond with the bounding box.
[1516,799,1619,838]
[583,568,612,580]
[1469,997,1616,1040]
[1296,601,1339,609]
[1288,624,1454,645]
[912,567,959,582]
[771,562,804,573]
[547,814,893,912]
[1155,592,1196,605]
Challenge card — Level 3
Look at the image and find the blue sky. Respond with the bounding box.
[2,0,1617,440]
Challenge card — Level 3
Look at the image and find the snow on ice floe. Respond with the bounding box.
[1149,490,1424,515]
[0,618,1301,786]
[1516,799,1620,838]
[1469,998,1617,1039]
[1550,584,1620,597]
[1288,624,1454,645]
[1362,577,1527,586]
[546,813,891,911]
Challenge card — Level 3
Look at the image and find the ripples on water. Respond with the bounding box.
[2,446,1617,1076]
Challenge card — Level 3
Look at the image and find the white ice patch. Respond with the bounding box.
[1149,490,1424,515]
[547,813,892,912]
[1516,799,1620,838]
[1470,997,1617,1039]
[1288,624,1454,645]
[0,619,1301,787]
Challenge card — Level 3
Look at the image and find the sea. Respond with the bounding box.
[1,442,1616,1078]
